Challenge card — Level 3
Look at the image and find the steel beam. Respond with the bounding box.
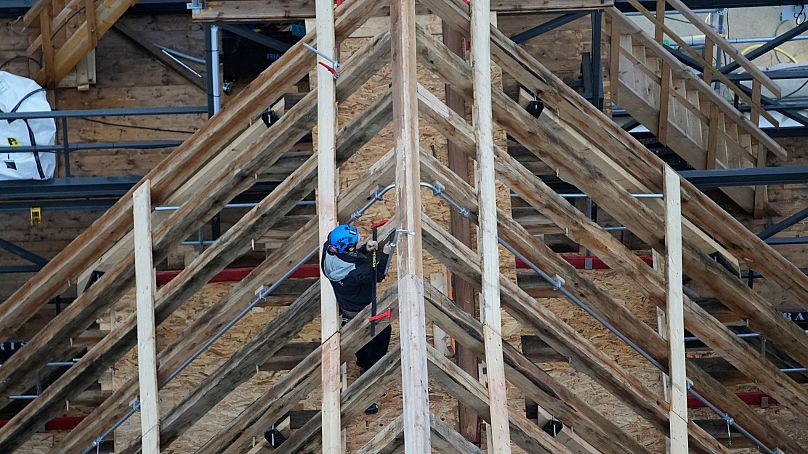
[219,24,292,52]
[510,11,588,43]
[720,21,808,74]
[758,206,808,240]
[0,240,48,266]
[679,166,808,187]
[0,106,207,121]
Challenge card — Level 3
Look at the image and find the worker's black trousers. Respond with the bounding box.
[355,325,392,371]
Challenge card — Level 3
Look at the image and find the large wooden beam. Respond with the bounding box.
[132,182,161,454]
[421,214,729,454]
[391,0,431,451]
[191,0,611,22]
[414,25,808,425]
[663,166,688,453]
[469,0,510,451]
[0,0,384,357]
[314,0,341,450]
[426,344,570,454]
[424,282,645,454]
[441,18,480,445]
[430,414,485,454]
[59,110,396,454]
[416,87,804,452]
[356,415,405,454]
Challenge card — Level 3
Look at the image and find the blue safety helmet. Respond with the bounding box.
[329,224,359,253]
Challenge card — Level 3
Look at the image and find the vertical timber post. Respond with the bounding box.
[471,0,511,451]
[663,166,688,453]
[442,17,481,446]
[391,0,431,451]
[133,181,160,454]
[316,0,341,450]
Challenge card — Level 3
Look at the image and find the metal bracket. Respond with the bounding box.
[186,0,204,14]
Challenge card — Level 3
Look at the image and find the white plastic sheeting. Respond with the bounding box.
[0,71,56,180]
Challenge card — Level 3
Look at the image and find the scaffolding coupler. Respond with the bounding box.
[302,42,340,79]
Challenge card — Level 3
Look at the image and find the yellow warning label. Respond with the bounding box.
[7,137,19,147]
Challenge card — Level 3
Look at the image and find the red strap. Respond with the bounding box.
[369,308,392,322]
[371,219,389,229]
[318,61,339,79]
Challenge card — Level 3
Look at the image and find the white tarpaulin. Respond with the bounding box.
[0,71,56,180]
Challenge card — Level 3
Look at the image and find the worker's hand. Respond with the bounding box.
[383,243,392,254]
[365,240,379,251]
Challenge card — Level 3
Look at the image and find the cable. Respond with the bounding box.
[782,78,808,99]
[741,43,799,65]
[82,117,196,135]
[0,55,42,71]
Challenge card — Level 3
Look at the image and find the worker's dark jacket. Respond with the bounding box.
[321,242,389,315]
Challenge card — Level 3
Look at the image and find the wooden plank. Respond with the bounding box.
[191,0,611,22]
[658,63,671,143]
[58,105,396,454]
[608,17,621,105]
[424,283,646,454]
[430,414,485,454]
[702,38,713,85]
[39,8,55,87]
[132,182,160,454]
[356,415,405,454]
[442,19,480,443]
[414,94,803,452]
[705,104,719,169]
[470,0,510,451]
[664,166,688,453]
[83,0,98,48]
[391,0,431,451]
[314,0,341,450]
[654,0,665,43]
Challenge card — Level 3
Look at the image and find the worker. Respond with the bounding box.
[322,224,393,415]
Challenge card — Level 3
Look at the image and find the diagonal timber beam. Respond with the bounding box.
[426,344,571,454]
[414,26,808,417]
[0,0,385,343]
[263,347,403,454]
[59,109,396,453]
[423,0,808,312]
[430,414,484,454]
[200,285,400,454]
[423,282,643,454]
[421,215,729,454]
[417,91,804,452]
[356,414,405,454]
[0,40,393,450]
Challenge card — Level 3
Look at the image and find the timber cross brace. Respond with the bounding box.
[1,0,806,452]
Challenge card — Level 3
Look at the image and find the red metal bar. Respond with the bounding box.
[0,416,84,431]
[688,391,777,409]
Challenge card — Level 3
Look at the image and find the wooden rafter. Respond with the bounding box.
[391,0,431,450]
